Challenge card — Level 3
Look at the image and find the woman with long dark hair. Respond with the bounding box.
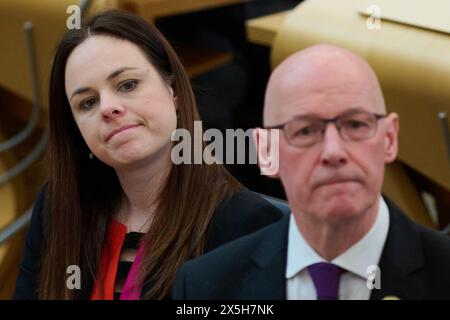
[13,10,282,300]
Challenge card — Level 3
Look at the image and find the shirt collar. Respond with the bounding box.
[286,196,390,279]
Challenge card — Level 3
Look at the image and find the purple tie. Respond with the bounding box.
[307,262,343,300]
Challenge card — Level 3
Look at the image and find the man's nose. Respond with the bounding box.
[100,94,126,120]
[319,124,348,167]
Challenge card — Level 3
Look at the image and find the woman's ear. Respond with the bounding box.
[384,113,399,163]
[168,84,176,98]
[253,128,280,177]
[167,84,178,110]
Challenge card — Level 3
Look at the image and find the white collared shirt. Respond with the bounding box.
[286,196,389,300]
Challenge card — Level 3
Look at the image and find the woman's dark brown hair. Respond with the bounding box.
[39,9,240,299]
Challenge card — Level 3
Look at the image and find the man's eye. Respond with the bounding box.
[294,125,315,136]
[118,80,139,92]
[345,120,368,129]
[80,97,98,109]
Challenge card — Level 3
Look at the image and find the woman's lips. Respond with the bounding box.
[106,124,141,141]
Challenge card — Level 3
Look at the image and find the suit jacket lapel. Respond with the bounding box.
[241,214,290,299]
[370,198,425,300]
[235,198,426,300]
[244,215,290,300]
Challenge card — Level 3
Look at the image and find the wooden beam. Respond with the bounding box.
[177,45,232,79]
[246,11,289,47]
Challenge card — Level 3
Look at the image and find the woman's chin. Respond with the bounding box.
[99,148,152,168]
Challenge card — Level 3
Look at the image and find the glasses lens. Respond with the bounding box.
[285,118,324,147]
[339,112,377,141]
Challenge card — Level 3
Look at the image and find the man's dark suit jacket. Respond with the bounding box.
[13,187,283,299]
[173,198,450,300]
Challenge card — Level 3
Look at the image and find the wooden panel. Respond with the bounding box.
[177,45,232,79]
[359,0,450,35]
[0,86,46,128]
[0,131,21,299]
[383,161,435,228]
[127,0,245,21]
[0,111,46,298]
[0,231,26,299]
[246,11,288,47]
[0,139,19,242]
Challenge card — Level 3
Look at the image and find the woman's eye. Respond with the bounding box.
[119,80,139,92]
[79,97,98,109]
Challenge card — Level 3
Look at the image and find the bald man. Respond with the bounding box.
[172,45,450,300]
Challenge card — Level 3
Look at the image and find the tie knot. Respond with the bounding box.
[307,262,343,300]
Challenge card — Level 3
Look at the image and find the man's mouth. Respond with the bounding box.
[315,177,359,188]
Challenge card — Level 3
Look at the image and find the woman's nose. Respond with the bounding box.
[99,95,126,120]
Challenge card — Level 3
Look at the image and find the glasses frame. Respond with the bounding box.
[264,110,386,147]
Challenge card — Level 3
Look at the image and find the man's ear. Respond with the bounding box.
[384,113,399,163]
[253,128,280,177]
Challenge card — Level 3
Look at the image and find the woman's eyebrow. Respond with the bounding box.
[106,66,138,81]
[70,87,91,101]
[70,67,139,101]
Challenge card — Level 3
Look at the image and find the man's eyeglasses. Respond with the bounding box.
[264,110,386,148]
